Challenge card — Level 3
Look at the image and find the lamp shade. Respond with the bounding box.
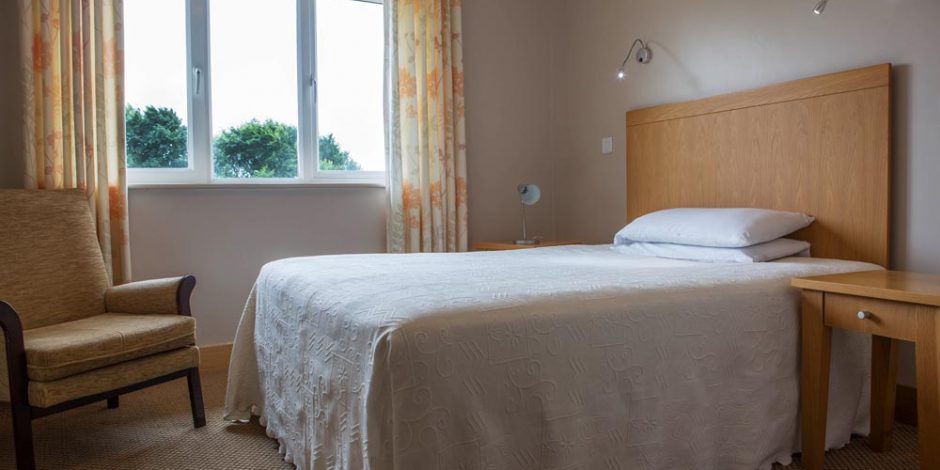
[517,184,541,205]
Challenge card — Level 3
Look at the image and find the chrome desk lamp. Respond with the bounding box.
[515,184,541,245]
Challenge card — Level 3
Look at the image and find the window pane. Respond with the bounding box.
[316,0,384,172]
[124,0,189,169]
[210,0,299,179]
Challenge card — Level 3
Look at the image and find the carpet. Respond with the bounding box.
[0,369,290,470]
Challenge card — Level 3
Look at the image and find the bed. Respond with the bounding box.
[224,64,892,470]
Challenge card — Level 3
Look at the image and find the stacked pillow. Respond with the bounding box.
[613,208,815,263]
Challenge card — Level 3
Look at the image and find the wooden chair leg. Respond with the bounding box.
[187,367,206,428]
[107,396,120,409]
[11,401,35,470]
[3,302,35,470]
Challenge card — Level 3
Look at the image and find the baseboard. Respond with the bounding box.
[199,342,233,373]
[896,384,917,426]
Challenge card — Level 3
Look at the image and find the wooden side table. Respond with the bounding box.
[471,240,582,251]
[792,270,940,470]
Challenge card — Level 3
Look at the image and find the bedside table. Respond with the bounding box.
[471,240,581,251]
[792,270,940,470]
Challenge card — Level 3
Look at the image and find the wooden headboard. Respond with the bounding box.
[626,64,892,266]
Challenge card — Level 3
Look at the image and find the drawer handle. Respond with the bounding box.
[857,311,873,320]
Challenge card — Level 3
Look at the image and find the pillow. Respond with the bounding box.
[614,208,815,248]
[612,238,811,263]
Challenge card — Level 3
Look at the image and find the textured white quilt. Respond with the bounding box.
[224,245,878,470]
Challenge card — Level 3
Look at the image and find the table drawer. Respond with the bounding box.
[824,293,918,341]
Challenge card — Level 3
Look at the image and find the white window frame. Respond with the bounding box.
[127,0,386,187]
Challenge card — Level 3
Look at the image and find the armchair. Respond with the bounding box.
[0,190,205,470]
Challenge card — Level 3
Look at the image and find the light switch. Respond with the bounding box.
[602,137,614,155]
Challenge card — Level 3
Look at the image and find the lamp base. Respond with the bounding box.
[514,239,539,246]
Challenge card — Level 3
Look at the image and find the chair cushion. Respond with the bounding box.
[0,189,111,329]
[24,313,196,382]
[28,347,199,408]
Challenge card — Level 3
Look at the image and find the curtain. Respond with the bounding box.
[385,0,468,253]
[19,0,131,284]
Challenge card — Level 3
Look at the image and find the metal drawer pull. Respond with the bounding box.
[857,311,873,320]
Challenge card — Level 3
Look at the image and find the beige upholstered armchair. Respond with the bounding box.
[0,189,205,470]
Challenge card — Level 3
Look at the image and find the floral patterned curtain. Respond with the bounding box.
[19,0,131,283]
[385,0,468,253]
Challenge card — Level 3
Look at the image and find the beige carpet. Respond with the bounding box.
[0,368,921,469]
[775,426,920,470]
[0,368,291,470]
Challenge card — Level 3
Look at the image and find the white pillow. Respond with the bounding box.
[614,208,815,248]
[612,238,811,263]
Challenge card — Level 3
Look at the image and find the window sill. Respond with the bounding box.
[128,181,386,190]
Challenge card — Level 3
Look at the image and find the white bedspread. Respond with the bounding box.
[224,245,878,470]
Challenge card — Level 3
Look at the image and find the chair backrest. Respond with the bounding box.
[0,189,111,329]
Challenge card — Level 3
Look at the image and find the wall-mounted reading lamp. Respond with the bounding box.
[813,0,828,14]
[616,39,652,80]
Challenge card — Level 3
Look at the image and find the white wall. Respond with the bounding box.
[549,0,940,385]
[128,187,386,345]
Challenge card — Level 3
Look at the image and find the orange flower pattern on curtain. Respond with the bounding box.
[386,0,468,253]
[19,0,131,283]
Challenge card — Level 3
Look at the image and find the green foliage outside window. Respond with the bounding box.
[213,119,298,178]
[125,106,362,176]
[318,133,361,171]
[125,105,188,168]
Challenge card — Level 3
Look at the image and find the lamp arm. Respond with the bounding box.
[619,38,646,70]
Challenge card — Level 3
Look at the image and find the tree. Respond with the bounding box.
[212,119,362,177]
[125,105,188,168]
[318,133,361,171]
[124,103,363,175]
[213,120,298,178]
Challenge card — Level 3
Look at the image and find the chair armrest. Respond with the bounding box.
[105,275,196,316]
[0,301,29,402]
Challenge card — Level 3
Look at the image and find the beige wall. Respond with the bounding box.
[549,0,940,385]
[463,0,559,242]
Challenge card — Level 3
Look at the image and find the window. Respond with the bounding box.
[316,0,385,172]
[124,0,190,171]
[125,0,385,185]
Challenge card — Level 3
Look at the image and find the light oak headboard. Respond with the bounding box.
[626,64,892,266]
